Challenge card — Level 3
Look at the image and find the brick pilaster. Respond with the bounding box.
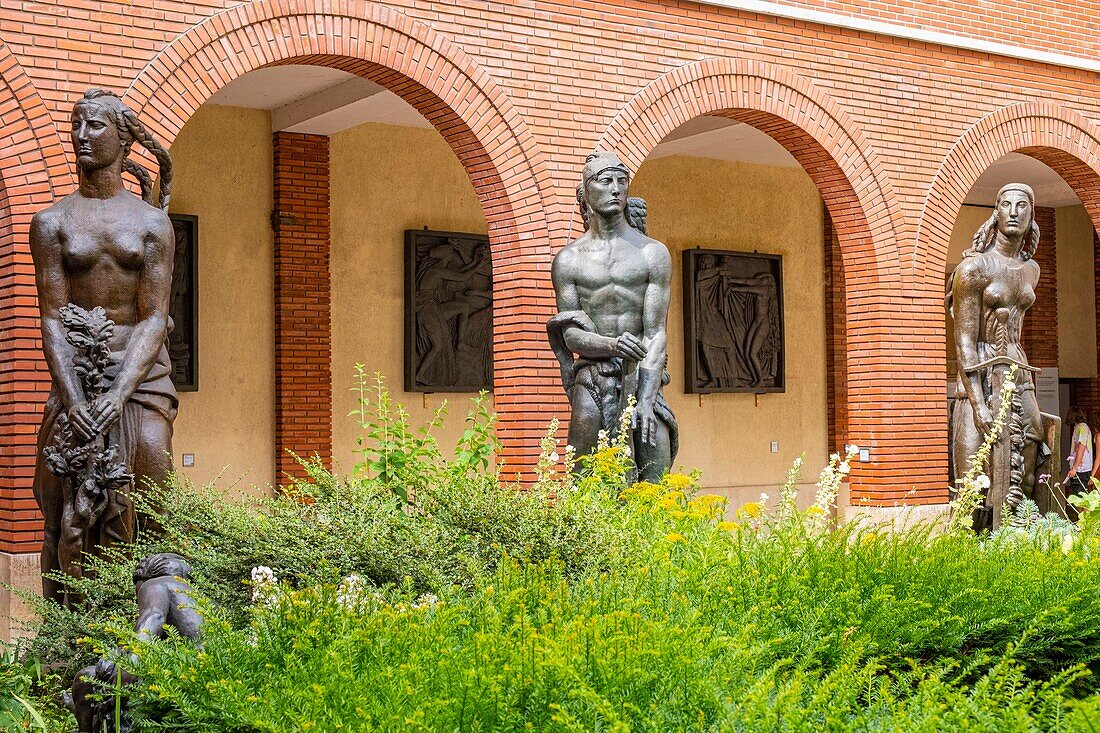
[823,211,847,454]
[1022,206,1058,369]
[273,132,332,482]
[1068,229,1100,419]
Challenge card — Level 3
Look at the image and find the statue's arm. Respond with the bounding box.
[29,211,85,410]
[633,243,671,446]
[952,261,992,429]
[105,211,174,408]
[551,249,631,360]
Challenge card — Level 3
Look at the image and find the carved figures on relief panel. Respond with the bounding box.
[683,249,784,393]
[168,214,198,391]
[405,230,493,392]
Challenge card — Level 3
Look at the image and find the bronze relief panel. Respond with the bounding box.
[683,249,784,394]
[404,229,493,392]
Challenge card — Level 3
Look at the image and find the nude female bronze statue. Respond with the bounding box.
[548,152,678,482]
[947,183,1056,530]
[30,89,177,603]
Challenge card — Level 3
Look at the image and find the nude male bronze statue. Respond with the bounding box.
[548,152,678,482]
[947,183,1057,530]
[30,89,177,603]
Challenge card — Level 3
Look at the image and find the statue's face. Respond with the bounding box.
[996,189,1033,238]
[584,168,629,220]
[71,102,124,170]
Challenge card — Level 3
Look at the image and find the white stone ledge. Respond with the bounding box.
[692,0,1100,74]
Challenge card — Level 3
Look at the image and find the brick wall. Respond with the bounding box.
[1022,206,1059,369]
[1069,229,1100,422]
[272,132,332,482]
[3,0,1100,544]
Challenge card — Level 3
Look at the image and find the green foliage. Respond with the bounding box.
[18,376,1100,731]
[0,648,73,732]
[118,498,1100,731]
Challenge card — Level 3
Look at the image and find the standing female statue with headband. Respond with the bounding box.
[947,183,1055,530]
[30,89,177,602]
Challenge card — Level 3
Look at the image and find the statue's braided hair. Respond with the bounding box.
[79,89,173,211]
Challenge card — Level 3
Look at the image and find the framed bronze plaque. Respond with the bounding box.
[168,214,198,392]
[404,229,493,392]
[683,249,784,394]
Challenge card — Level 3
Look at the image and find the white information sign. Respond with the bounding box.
[1035,367,1060,418]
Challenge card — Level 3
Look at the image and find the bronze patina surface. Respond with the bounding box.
[30,89,177,603]
[548,152,678,482]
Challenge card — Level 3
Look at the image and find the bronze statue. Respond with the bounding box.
[548,152,678,482]
[67,553,202,732]
[947,183,1057,530]
[30,89,177,603]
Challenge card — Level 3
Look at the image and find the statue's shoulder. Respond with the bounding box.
[553,235,589,266]
[29,196,71,242]
[132,198,172,238]
[951,253,990,285]
[639,233,672,266]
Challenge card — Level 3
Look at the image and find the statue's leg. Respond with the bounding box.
[32,399,66,602]
[103,405,173,546]
[635,423,672,484]
[950,397,990,531]
[1016,388,1046,509]
[567,382,602,467]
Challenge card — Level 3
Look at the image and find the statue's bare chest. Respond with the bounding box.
[58,208,146,274]
[571,244,650,293]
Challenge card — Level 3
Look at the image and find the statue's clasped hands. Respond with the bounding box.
[68,393,124,441]
[614,332,647,361]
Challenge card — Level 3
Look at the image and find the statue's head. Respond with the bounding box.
[969,182,1040,261]
[72,90,129,171]
[133,553,193,586]
[71,89,173,211]
[994,183,1036,239]
[578,151,631,225]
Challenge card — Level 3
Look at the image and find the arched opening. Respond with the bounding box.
[597,60,923,510]
[921,104,1100,513]
[626,118,837,506]
[125,5,559,482]
[165,64,495,487]
[122,4,560,485]
[943,151,1100,511]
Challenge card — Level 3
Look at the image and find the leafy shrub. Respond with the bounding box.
[15,375,1100,731]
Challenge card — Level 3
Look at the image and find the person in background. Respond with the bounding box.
[1065,406,1093,521]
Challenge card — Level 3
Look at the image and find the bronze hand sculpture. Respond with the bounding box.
[30,89,177,604]
[947,183,1056,530]
[548,152,678,482]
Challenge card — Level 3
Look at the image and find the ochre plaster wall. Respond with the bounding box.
[631,156,827,503]
[168,104,276,490]
[1056,206,1098,379]
[329,122,489,473]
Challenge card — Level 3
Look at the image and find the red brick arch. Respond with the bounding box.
[597,58,940,504]
[597,57,903,287]
[122,0,563,468]
[0,43,72,552]
[916,102,1100,287]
